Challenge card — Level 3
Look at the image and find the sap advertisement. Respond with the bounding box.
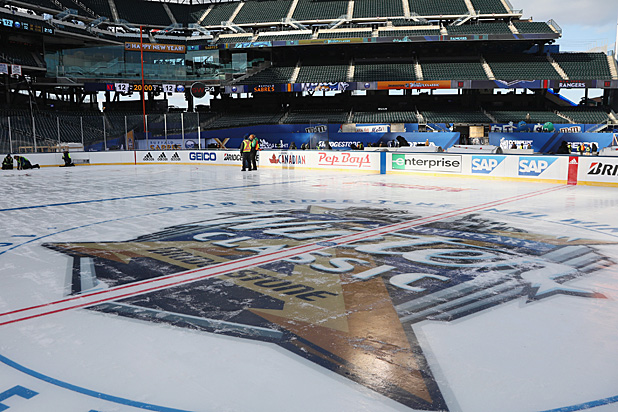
[489,132,615,153]
[130,124,459,151]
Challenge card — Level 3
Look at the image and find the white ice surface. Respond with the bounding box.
[0,165,617,412]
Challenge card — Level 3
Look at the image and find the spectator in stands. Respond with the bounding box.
[2,154,13,170]
[250,134,259,171]
[14,156,40,170]
[240,135,252,171]
[61,150,75,167]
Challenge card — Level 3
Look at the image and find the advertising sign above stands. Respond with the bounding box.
[219,31,559,50]
[224,79,618,94]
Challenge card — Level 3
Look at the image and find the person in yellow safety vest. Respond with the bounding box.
[585,144,591,155]
[250,134,259,171]
[240,135,252,171]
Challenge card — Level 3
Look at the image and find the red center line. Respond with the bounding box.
[0,184,569,326]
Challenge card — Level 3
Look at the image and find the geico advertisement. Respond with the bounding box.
[392,153,462,173]
[578,157,618,184]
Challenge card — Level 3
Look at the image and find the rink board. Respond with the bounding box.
[8,150,618,186]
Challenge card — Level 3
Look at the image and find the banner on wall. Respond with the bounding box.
[489,132,615,153]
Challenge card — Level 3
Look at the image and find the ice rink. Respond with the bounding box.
[1,164,617,412]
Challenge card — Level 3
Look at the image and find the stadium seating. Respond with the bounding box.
[513,21,556,34]
[0,45,41,67]
[552,53,612,80]
[317,30,372,39]
[215,34,253,45]
[79,0,113,19]
[296,63,349,83]
[283,110,348,124]
[237,65,296,85]
[352,0,405,19]
[420,60,488,80]
[410,0,469,16]
[469,0,509,14]
[167,3,205,26]
[558,107,611,124]
[390,19,431,26]
[256,32,313,42]
[293,0,349,21]
[489,110,566,124]
[447,22,512,35]
[115,0,171,26]
[200,2,239,27]
[485,54,561,80]
[421,110,493,123]
[353,62,417,81]
[205,112,284,130]
[352,111,418,123]
[378,29,441,37]
[233,0,293,25]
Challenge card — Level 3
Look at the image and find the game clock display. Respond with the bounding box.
[111,83,186,93]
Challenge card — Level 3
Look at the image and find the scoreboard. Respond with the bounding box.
[110,83,185,93]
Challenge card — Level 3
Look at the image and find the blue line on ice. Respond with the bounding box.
[0,354,195,412]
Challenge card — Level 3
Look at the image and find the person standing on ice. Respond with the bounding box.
[250,134,259,171]
[240,135,252,171]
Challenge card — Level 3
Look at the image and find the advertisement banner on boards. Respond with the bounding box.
[392,153,462,173]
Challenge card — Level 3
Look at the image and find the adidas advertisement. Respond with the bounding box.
[392,153,462,173]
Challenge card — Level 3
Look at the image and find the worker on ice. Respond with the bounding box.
[14,155,40,170]
[250,134,259,171]
[240,135,252,171]
[60,150,75,167]
[2,153,13,170]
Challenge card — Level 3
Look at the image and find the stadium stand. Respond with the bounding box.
[469,0,509,14]
[352,111,418,123]
[215,34,253,45]
[420,59,489,80]
[421,110,493,123]
[296,63,349,83]
[489,110,567,124]
[446,22,513,35]
[353,61,417,81]
[378,29,441,37]
[79,0,113,19]
[232,0,293,25]
[237,65,297,85]
[284,109,349,124]
[200,2,239,27]
[557,107,611,124]
[166,3,199,26]
[485,54,561,80]
[352,0,405,19]
[293,0,349,21]
[0,45,41,67]
[513,21,556,34]
[552,53,612,80]
[256,32,313,42]
[410,0,469,16]
[317,30,373,39]
[114,0,172,26]
[205,112,284,130]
